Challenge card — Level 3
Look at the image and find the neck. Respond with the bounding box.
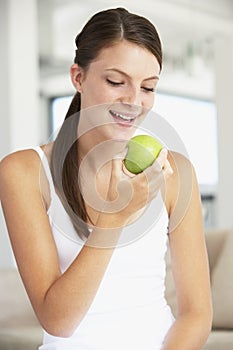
[78,130,127,173]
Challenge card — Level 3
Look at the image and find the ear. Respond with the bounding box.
[70,64,85,93]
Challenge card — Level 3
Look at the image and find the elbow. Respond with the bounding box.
[179,298,213,332]
[179,306,213,337]
[37,298,85,338]
[39,313,83,338]
[201,314,213,338]
[41,321,77,338]
[198,310,213,344]
[200,301,213,334]
[206,306,214,334]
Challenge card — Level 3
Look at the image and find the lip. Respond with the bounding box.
[109,109,139,127]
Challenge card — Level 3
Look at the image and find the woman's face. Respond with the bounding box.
[74,40,160,143]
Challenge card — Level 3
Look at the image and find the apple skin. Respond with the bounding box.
[124,134,163,174]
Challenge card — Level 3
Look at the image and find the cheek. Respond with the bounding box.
[85,86,116,106]
[143,94,155,110]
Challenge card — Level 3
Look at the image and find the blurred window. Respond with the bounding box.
[51,93,218,193]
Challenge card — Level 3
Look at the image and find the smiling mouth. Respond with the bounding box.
[109,110,138,124]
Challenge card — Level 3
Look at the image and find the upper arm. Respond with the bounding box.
[0,151,61,318]
[166,153,212,318]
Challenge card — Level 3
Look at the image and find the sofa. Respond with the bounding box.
[0,229,233,350]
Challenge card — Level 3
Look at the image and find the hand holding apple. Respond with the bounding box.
[124,134,163,174]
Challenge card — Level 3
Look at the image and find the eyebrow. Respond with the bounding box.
[105,68,159,81]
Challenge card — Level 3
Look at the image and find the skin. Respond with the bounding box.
[0,40,212,348]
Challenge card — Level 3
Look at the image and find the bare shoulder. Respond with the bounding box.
[0,143,53,194]
[0,147,45,169]
[1,148,39,180]
[167,150,195,188]
[168,150,193,173]
[165,150,196,222]
[0,148,44,196]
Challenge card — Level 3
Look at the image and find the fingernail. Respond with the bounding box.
[160,148,168,156]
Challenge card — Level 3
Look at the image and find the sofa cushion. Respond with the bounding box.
[0,269,40,328]
[203,330,233,350]
[211,230,233,329]
[0,327,43,350]
[204,229,229,274]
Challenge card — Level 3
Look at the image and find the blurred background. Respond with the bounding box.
[0,0,233,267]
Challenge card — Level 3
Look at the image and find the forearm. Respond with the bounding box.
[162,312,212,350]
[40,222,123,337]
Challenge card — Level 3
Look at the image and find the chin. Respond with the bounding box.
[111,124,137,142]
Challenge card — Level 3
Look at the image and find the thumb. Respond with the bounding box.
[155,148,168,170]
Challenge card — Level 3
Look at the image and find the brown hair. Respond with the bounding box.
[50,7,163,239]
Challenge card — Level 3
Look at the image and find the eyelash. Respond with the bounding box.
[143,87,155,93]
[106,79,122,86]
[106,79,154,93]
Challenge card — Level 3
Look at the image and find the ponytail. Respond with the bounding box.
[65,91,81,120]
[50,91,91,239]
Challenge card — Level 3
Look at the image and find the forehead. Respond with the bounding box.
[90,40,160,78]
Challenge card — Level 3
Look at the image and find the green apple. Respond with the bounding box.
[124,134,163,174]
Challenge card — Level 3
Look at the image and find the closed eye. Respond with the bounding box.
[107,79,155,92]
[142,87,155,92]
[106,79,123,86]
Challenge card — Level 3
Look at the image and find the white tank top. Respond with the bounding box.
[33,146,175,350]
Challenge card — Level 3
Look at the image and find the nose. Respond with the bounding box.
[121,86,142,107]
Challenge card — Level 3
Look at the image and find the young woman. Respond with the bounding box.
[0,7,212,350]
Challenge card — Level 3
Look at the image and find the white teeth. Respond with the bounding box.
[111,111,135,121]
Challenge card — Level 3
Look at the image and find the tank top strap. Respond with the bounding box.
[32,146,56,196]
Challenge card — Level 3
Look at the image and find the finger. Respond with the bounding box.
[142,149,167,180]
[162,159,173,177]
[122,162,135,178]
[110,159,124,191]
[111,148,128,176]
[110,150,132,198]
[113,148,128,161]
[107,157,133,212]
[156,148,168,169]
